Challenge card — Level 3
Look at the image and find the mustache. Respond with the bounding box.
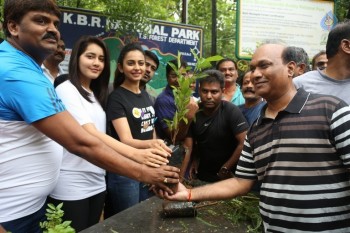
[54,52,64,58]
[243,88,255,94]
[43,33,58,41]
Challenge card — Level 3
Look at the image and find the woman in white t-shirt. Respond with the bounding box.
[50,36,170,231]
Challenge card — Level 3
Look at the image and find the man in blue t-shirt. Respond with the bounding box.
[0,1,179,232]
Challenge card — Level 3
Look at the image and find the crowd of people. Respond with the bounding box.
[1,0,350,232]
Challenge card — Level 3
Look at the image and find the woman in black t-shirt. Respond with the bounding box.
[105,43,172,217]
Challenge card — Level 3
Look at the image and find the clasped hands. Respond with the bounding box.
[139,139,182,194]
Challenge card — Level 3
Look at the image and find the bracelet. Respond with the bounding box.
[187,188,192,202]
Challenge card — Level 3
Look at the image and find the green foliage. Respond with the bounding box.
[2,0,346,56]
[187,0,237,58]
[164,50,222,145]
[39,203,75,233]
[1,0,350,57]
[101,0,151,39]
[336,0,350,22]
[223,193,262,233]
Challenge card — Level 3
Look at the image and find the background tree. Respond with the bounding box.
[187,0,237,58]
[1,0,349,58]
[54,0,346,60]
[335,0,350,21]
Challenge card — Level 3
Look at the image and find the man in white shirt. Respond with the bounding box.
[41,38,66,83]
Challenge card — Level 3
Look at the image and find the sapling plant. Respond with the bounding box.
[164,49,222,145]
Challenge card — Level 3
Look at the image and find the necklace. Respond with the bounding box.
[121,84,141,94]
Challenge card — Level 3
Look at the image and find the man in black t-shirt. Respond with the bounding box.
[181,70,248,183]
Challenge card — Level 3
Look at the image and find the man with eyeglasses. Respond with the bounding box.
[311,50,327,70]
[294,21,350,104]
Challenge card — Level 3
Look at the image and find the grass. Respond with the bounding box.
[222,193,263,233]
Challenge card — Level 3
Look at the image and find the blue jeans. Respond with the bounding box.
[1,202,46,233]
[106,173,139,215]
[139,182,154,202]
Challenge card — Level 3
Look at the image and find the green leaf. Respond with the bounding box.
[40,203,75,233]
[56,203,63,210]
[48,203,56,210]
[164,49,223,144]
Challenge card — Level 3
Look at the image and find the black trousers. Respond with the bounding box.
[47,191,106,232]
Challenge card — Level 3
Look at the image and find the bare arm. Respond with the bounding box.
[161,178,254,202]
[218,131,247,179]
[179,137,193,180]
[112,117,171,153]
[82,123,169,167]
[0,225,6,233]
[32,111,179,191]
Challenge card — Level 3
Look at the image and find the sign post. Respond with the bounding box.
[236,0,336,60]
[59,7,203,94]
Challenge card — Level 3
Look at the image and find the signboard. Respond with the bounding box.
[236,0,336,60]
[59,7,203,94]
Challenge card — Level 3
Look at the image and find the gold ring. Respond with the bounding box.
[163,178,168,183]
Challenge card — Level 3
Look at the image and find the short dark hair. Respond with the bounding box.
[69,35,110,109]
[3,0,61,38]
[113,42,145,89]
[145,50,159,70]
[215,58,237,70]
[166,58,187,77]
[326,20,350,59]
[282,46,310,71]
[311,50,326,69]
[199,69,225,89]
[238,70,252,87]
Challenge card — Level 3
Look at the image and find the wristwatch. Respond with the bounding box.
[220,166,229,173]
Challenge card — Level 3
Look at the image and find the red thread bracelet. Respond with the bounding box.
[187,188,192,202]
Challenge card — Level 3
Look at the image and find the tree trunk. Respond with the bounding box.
[211,0,217,56]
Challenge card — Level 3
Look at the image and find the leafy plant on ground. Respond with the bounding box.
[40,203,75,233]
[223,193,262,233]
[164,49,222,145]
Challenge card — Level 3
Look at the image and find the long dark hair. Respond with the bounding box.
[68,35,110,110]
[113,42,145,89]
